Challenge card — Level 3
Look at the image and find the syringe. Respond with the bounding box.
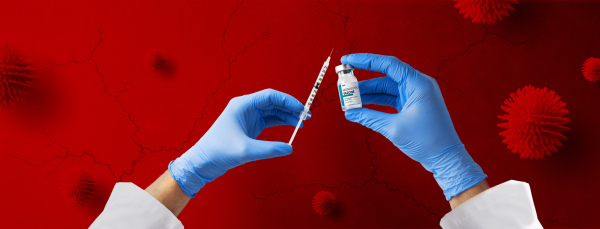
[288,48,333,145]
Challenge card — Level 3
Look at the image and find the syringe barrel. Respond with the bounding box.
[289,56,330,145]
[304,62,329,108]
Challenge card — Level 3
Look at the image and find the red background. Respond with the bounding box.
[1,0,599,228]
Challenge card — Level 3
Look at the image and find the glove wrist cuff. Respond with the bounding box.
[168,145,228,198]
[429,144,487,201]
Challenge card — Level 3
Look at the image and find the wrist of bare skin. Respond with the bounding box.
[145,171,192,216]
[449,179,489,209]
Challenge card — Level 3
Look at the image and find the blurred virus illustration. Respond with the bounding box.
[65,171,98,206]
[145,49,172,75]
[454,0,519,24]
[582,57,600,82]
[498,85,570,159]
[312,191,336,215]
[0,44,36,109]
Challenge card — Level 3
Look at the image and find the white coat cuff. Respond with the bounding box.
[440,180,543,229]
[89,182,183,229]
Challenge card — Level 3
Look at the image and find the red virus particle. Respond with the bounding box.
[582,57,600,82]
[145,49,172,75]
[65,171,98,206]
[498,85,570,159]
[312,191,336,215]
[0,44,36,109]
[454,0,519,24]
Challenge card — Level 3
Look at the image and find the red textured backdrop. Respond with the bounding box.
[1,1,599,228]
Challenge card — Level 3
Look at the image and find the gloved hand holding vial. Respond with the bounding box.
[340,53,487,201]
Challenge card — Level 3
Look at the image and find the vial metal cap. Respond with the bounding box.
[335,64,354,73]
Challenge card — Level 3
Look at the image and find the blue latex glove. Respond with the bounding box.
[169,89,307,197]
[342,53,487,200]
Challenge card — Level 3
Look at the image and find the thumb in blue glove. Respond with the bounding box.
[169,89,308,197]
[342,53,487,201]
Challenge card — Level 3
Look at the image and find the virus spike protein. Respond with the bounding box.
[455,0,519,24]
[312,191,336,215]
[145,49,172,75]
[498,85,570,159]
[0,44,36,109]
[582,57,600,82]
[66,171,99,206]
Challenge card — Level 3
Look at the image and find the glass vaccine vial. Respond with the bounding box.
[335,64,362,111]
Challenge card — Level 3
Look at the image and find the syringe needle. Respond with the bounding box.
[329,47,334,57]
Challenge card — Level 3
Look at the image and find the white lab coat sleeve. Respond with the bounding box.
[89,182,184,229]
[440,180,543,229]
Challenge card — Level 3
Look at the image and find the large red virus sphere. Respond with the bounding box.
[498,85,570,159]
[312,191,336,215]
[582,57,600,82]
[65,171,98,206]
[454,0,519,24]
[145,49,172,75]
[0,44,36,109]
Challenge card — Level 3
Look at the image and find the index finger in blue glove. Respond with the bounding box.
[258,104,308,116]
[361,94,399,109]
[341,53,419,83]
[358,77,401,109]
[344,108,394,135]
[258,106,311,122]
[359,77,400,96]
[261,109,307,128]
[245,139,293,162]
[251,89,305,113]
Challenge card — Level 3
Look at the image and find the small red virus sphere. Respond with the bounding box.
[312,191,336,215]
[498,85,570,159]
[65,171,98,206]
[0,44,36,109]
[582,57,600,82]
[454,0,519,24]
[145,49,172,75]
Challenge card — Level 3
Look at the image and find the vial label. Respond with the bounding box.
[338,82,362,110]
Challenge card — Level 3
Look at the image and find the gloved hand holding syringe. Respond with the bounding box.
[288,48,334,145]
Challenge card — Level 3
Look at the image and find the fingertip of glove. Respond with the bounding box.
[345,108,361,115]
[292,102,305,112]
[344,109,360,120]
[341,55,349,64]
[281,146,293,156]
[274,142,293,156]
